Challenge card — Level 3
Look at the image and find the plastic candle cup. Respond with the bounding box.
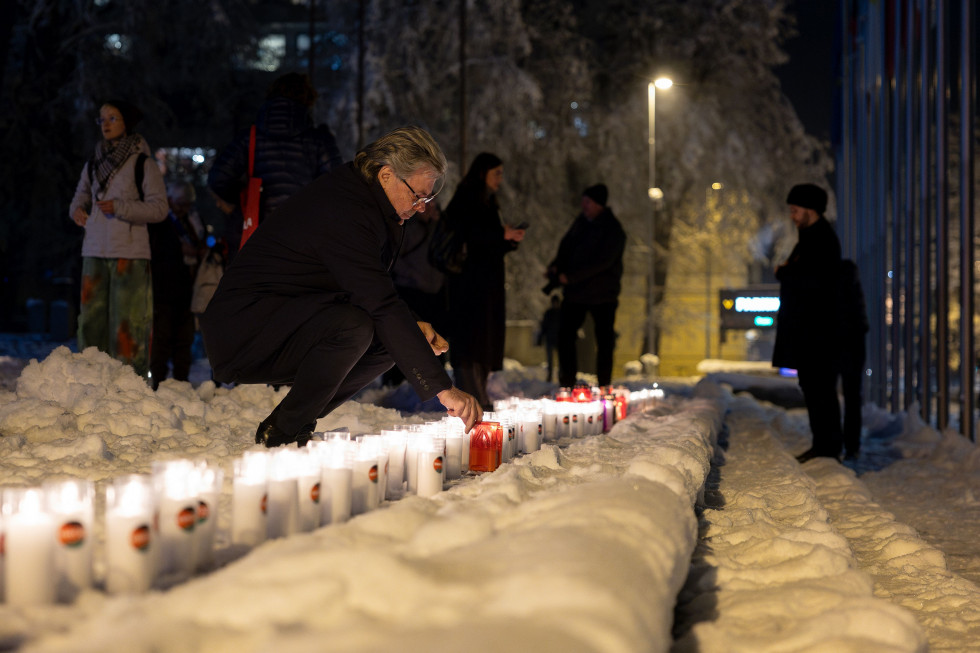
[151,459,199,584]
[415,436,444,498]
[520,410,542,453]
[380,430,407,498]
[104,475,157,594]
[190,462,223,572]
[266,449,301,539]
[313,439,353,525]
[42,478,94,602]
[291,449,322,533]
[231,451,270,548]
[3,487,57,605]
[468,421,501,473]
[351,440,381,515]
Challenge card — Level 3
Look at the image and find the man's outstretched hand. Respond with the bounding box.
[417,321,449,356]
[437,387,483,432]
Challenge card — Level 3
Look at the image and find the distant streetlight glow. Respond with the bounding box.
[654,77,673,90]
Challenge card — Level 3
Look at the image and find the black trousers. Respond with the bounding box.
[228,303,394,435]
[558,300,617,387]
[150,301,195,388]
[797,361,843,456]
[840,338,866,454]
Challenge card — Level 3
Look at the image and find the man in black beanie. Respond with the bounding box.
[545,184,627,387]
[773,183,844,462]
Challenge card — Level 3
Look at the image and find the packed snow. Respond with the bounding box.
[0,347,978,651]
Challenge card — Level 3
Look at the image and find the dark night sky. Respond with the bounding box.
[776,0,837,142]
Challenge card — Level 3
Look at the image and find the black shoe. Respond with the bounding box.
[795,448,840,464]
[255,414,315,448]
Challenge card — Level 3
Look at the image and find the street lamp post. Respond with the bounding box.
[647,77,672,358]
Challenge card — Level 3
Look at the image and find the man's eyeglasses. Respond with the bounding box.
[401,177,440,210]
[95,116,122,126]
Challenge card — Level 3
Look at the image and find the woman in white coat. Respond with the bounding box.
[69,100,168,378]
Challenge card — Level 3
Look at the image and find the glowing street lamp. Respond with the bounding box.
[647,76,672,357]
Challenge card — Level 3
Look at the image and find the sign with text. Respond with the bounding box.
[719,286,780,331]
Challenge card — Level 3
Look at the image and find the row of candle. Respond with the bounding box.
[0,386,661,606]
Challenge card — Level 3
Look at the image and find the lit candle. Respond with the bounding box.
[151,460,198,584]
[444,429,463,480]
[380,430,407,498]
[191,462,223,572]
[42,479,94,602]
[469,421,501,473]
[314,439,353,526]
[351,440,381,515]
[442,417,468,474]
[520,410,541,453]
[267,449,300,539]
[105,475,156,594]
[415,436,444,498]
[232,451,269,548]
[292,449,322,533]
[405,433,421,494]
[3,487,57,604]
[542,400,559,442]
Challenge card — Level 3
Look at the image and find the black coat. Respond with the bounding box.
[207,96,343,222]
[445,186,517,371]
[200,163,452,400]
[772,216,842,369]
[549,208,626,305]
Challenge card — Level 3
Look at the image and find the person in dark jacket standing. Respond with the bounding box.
[200,127,482,447]
[772,183,843,462]
[207,72,343,254]
[444,153,526,410]
[545,184,626,388]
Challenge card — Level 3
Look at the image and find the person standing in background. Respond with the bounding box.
[444,153,526,410]
[546,184,626,388]
[148,181,205,389]
[772,183,843,463]
[207,72,343,255]
[69,99,168,378]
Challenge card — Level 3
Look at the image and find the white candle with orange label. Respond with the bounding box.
[104,475,156,594]
[232,451,269,548]
[191,463,223,572]
[152,460,198,584]
[416,438,444,498]
[43,479,94,602]
[3,487,57,604]
[350,450,380,515]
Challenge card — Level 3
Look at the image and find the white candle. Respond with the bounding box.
[351,441,380,515]
[191,463,223,572]
[292,450,322,533]
[405,434,420,494]
[3,488,57,605]
[43,479,94,602]
[152,460,198,584]
[520,412,541,453]
[105,475,156,594]
[311,440,353,525]
[415,437,444,498]
[231,451,269,548]
[445,432,463,480]
[380,430,407,498]
[442,417,469,473]
[267,449,300,539]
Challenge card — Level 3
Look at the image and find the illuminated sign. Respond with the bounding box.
[720,286,780,331]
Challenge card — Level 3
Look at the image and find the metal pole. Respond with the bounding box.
[904,0,917,411]
[919,0,932,423]
[935,0,949,429]
[647,82,656,357]
[959,0,976,440]
[890,0,904,412]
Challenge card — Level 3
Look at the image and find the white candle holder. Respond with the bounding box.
[380,430,407,498]
[415,437,444,498]
[310,439,353,526]
[105,475,156,594]
[190,462,223,572]
[151,459,199,584]
[231,451,270,548]
[267,449,301,539]
[2,487,57,605]
[291,449,322,533]
[351,439,381,515]
[42,478,94,602]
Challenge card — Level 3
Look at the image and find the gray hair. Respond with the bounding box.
[354,126,447,183]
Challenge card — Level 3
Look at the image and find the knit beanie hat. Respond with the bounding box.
[786,183,827,214]
[583,184,608,207]
[102,99,143,133]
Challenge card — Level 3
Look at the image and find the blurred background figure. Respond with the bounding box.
[207,72,343,256]
[444,152,525,409]
[385,201,448,388]
[148,181,206,389]
[69,99,168,379]
[536,294,561,383]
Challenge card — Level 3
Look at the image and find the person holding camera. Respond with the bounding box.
[545,184,626,387]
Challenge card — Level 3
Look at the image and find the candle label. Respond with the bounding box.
[261,493,268,514]
[58,521,86,548]
[177,506,196,532]
[433,456,443,473]
[310,482,321,504]
[538,425,543,435]
[368,464,378,484]
[131,525,151,551]
[197,500,210,525]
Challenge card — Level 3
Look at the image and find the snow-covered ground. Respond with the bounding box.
[0,346,979,651]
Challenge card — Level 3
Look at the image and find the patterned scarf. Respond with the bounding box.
[91,134,143,198]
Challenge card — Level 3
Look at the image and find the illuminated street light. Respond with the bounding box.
[647,76,672,358]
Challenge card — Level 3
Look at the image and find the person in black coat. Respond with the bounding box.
[208,72,343,254]
[772,183,843,462]
[200,127,482,447]
[444,153,526,409]
[545,184,626,387]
